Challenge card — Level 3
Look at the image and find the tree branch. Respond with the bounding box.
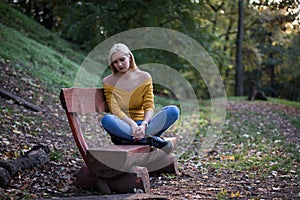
[0,87,44,112]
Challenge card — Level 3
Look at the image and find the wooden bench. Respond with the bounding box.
[60,88,178,194]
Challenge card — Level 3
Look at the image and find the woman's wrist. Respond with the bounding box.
[141,121,148,127]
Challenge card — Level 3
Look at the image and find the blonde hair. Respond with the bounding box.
[108,43,139,73]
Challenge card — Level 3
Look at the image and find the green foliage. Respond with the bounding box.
[216,189,228,200]
[0,24,79,92]
[0,2,85,93]
[50,150,63,161]
[2,0,300,101]
[243,1,300,100]
[4,0,220,99]
[0,1,84,64]
[202,0,300,101]
[53,0,219,99]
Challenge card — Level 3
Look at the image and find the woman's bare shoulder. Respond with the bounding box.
[102,74,115,85]
[135,70,152,79]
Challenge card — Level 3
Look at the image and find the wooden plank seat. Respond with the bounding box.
[60,88,178,194]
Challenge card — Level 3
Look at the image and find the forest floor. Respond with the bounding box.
[0,62,299,199]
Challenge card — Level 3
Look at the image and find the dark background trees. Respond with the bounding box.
[235,0,245,96]
[5,0,300,101]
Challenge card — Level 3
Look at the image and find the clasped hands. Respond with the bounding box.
[131,124,146,141]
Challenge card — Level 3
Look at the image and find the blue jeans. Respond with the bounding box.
[101,105,180,140]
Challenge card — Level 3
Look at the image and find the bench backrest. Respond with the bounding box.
[60,88,108,161]
[60,88,108,114]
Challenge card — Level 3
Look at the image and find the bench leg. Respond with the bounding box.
[76,164,150,194]
[149,154,179,174]
[75,163,96,188]
[95,176,112,194]
[107,166,150,193]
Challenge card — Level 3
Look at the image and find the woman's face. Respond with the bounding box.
[111,52,131,73]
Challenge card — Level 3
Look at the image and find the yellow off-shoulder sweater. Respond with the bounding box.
[103,78,154,121]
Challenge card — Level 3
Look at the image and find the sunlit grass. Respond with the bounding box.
[268,97,300,107]
[0,2,86,93]
[203,100,300,177]
[0,2,84,63]
[0,24,80,93]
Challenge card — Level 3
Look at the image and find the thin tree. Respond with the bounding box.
[235,0,244,96]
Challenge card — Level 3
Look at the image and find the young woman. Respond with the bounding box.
[101,43,179,153]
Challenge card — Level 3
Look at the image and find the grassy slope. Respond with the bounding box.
[0,1,85,93]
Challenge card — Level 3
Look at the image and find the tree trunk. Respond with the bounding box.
[224,17,234,79]
[0,145,50,188]
[235,0,244,96]
[269,64,276,97]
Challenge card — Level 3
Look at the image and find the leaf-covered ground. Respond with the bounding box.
[0,62,299,199]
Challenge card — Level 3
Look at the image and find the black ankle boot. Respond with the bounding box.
[110,135,173,153]
[146,136,174,154]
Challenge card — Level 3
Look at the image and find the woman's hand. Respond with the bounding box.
[123,116,147,141]
[132,125,146,141]
[130,123,139,140]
